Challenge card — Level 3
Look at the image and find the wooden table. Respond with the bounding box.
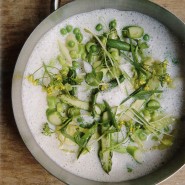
[0,0,185,184]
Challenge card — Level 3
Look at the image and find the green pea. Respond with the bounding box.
[90,45,98,53]
[67,40,75,48]
[66,25,73,32]
[109,20,117,29]
[147,100,160,110]
[75,33,83,43]
[96,23,103,31]
[143,34,150,41]
[73,27,80,35]
[72,61,79,68]
[60,28,67,35]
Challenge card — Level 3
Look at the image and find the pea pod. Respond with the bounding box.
[107,39,130,51]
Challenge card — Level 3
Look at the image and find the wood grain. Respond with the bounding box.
[0,0,184,185]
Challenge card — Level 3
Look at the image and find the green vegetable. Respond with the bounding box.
[73,27,80,35]
[121,86,144,104]
[104,101,118,130]
[147,100,161,110]
[67,40,75,48]
[75,33,83,43]
[135,129,148,141]
[109,19,117,29]
[46,109,62,126]
[58,40,72,66]
[91,88,99,117]
[99,123,112,173]
[60,94,90,111]
[108,75,125,89]
[85,71,103,86]
[67,107,80,117]
[127,146,143,163]
[47,96,58,109]
[134,90,163,100]
[96,23,103,31]
[72,61,79,68]
[66,25,73,32]
[123,26,144,39]
[90,45,98,53]
[56,103,65,113]
[42,123,53,136]
[143,34,150,41]
[57,55,66,65]
[76,122,98,158]
[107,39,130,51]
[119,99,145,122]
[60,28,67,35]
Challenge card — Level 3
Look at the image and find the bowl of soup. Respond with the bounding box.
[12,0,185,184]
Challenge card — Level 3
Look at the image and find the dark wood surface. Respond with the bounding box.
[0,0,185,184]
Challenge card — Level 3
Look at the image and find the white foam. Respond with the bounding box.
[22,9,184,182]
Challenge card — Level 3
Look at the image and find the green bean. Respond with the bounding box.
[107,39,130,51]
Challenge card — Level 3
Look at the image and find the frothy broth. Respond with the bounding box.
[22,9,184,182]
